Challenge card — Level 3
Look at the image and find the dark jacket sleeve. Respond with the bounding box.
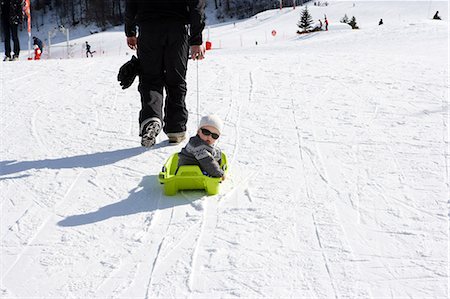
[187,0,205,45]
[124,0,138,37]
[196,149,224,178]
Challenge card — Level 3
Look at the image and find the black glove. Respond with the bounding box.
[118,55,140,89]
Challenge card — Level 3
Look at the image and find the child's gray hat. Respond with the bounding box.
[199,114,223,134]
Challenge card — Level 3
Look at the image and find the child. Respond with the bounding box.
[178,115,225,179]
[33,44,41,60]
[32,36,44,52]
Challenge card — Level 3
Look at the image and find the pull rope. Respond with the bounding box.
[196,58,200,127]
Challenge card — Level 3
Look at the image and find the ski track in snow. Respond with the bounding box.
[1,170,85,281]
[144,200,174,299]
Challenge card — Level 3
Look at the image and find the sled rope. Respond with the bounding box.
[196,59,200,127]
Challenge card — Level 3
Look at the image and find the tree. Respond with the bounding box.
[348,16,359,29]
[297,6,313,32]
[340,14,349,24]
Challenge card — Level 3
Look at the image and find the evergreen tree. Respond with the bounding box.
[348,16,359,29]
[298,6,313,32]
[340,14,349,23]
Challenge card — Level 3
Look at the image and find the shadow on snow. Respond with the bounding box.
[0,146,148,178]
[57,175,205,227]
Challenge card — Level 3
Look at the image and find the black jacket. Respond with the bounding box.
[124,0,205,45]
[0,0,23,25]
[33,37,43,50]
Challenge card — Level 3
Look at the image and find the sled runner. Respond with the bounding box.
[158,152,228,196]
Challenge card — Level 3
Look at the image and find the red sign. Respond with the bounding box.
[271,30,277,36]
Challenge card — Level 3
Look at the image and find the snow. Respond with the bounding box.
[1,1,449,298]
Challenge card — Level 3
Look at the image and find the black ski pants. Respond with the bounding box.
[1,18,20,57]
[137,22,189,134]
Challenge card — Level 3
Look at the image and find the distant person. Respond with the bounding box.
[85,41,95,57]
[433,11,441,20]
[32,36,43,52]
[1,0,23,61]
[379,18,383,25]
[324,16,329,31]
[33,44,41,60]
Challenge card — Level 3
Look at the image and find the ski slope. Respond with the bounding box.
[1,1,449,298]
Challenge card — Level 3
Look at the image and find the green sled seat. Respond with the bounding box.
[158,152,228,196]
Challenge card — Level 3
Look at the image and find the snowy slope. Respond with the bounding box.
[1,1,449,298]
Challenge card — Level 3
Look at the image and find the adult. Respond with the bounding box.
[85,41,95,57]
[1,0,23,61]
[124,0,206,147]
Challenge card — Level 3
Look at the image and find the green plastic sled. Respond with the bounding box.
[158,152,228,196]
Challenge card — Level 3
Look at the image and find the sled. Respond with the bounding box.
[158,152,228,196]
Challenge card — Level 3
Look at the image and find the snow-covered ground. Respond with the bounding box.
[1,1,449,298]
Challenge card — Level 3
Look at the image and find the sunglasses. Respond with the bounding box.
[200,128,220,139]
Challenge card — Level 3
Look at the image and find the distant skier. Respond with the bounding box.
[433,11,441,20]
[378,18,383,25]
[324,16,329,31]
[85,41,96,57]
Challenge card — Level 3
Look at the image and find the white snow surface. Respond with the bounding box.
[1,1,449,298]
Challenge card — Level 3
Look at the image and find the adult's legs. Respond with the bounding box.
[2,18,11,58]
[162,23,189,134]
[137,24,165,134]
[10,23,19,57]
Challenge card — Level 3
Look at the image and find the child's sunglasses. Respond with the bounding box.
[200,128,220,139]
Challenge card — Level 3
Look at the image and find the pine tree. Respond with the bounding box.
[348,16,359,29]
[298,6,313,32]
[340,14,349,24]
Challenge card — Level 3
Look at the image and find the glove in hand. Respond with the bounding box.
[118,55,139,89]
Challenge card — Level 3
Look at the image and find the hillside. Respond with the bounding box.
[1,1,448,298]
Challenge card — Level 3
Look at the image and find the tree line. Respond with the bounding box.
[28,0,313,32]
[214,0,313,20]
[31,0,124,31]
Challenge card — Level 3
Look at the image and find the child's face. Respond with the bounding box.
[198,126,220,145]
